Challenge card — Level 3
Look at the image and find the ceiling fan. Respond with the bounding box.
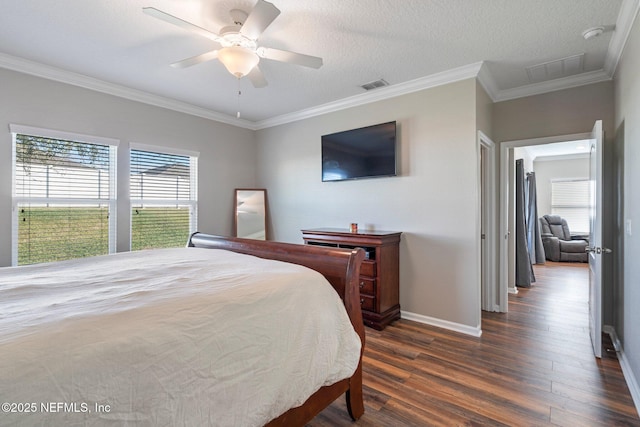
[143,0,323,88]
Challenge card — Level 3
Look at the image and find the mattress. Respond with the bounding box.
[0,247,361,426]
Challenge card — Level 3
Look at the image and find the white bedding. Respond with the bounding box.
[0,247,361,426]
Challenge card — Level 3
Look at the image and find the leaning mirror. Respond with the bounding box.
[234,189,267,240]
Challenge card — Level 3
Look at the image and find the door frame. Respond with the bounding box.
[499,132,591,312]
[478,131,498,312]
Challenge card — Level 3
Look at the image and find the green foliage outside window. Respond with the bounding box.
[18,207,190,265]
[18,207,109,265]
[131,207,191,251]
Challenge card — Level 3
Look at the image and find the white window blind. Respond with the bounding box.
[551,179,590,234]
[11,126,117,266]
[130,146,198,250]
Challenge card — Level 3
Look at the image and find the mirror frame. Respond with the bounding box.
[234,188,268,240]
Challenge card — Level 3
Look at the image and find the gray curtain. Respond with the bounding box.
[515,160,535,287]
[525,172,545,264]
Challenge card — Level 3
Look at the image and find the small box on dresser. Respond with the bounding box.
[301,228,401,330]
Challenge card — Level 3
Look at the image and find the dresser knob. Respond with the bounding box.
[359,281,364,288]
[360,298,364,305]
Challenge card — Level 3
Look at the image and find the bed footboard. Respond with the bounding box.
[187,232,365,424]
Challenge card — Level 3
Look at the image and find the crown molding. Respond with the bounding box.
[493,69,612,102]
[0,48,621,130]
[476,61,499,101]
[605,0,640,76]
[0,52,256,130]
[0,51,483,131]
[254,62,484,129]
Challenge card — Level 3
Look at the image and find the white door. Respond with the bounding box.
[588,120,605,358]
[478,132,497,312]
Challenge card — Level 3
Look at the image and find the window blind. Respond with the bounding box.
[130,148,198,251]
[551,179,590,234]
[13,132,117,265]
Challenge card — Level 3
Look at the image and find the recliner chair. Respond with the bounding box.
[539,215,588,262]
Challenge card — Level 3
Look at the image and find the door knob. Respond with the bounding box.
[585,246,612,254]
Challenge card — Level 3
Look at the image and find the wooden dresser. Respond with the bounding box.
[301,228,401,330]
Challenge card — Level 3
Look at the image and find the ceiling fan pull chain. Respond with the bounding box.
[236,78,242,119]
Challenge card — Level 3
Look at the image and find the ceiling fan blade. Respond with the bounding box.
[143,7,223,44]
[170,50,219,69]
[258,47,323,69]
[239,0,280,40]
[247,66,268,88]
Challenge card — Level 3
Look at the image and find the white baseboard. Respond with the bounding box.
[400,310,482,337]
[604,325,640,417]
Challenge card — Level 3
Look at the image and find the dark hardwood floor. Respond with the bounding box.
[309,261,640,426]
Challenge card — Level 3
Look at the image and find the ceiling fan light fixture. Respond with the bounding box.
[144,1,323,88]
[218,46,259,78]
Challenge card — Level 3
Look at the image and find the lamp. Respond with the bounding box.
[217,46,259,78]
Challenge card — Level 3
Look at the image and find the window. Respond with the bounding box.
[551,179,590,234]
[11,125,117,266]
[130,145,198,250]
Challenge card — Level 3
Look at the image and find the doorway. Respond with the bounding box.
[499,122,608,361]
[498,131,592,311]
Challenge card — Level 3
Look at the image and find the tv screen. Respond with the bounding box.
[321,121,397,182]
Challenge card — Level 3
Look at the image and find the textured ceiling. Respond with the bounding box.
[0,0,633,127]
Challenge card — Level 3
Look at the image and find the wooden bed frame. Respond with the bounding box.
[188,232,366,426]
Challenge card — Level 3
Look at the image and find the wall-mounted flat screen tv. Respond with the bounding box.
[321,121,397,182]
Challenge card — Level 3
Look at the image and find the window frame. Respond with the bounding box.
[550,177,590,234]
[129,143,199,251]
[10,124,119,266]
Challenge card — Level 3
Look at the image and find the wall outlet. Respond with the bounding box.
[626,219,632,236]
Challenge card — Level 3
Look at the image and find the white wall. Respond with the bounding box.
[614,8,640,409]
[256,79,482,331]
[0,68,256,266]
[476,81,493,139]
[533,156,589,217]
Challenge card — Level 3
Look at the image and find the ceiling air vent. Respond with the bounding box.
[525,53,585,83]
[360,79,389,91]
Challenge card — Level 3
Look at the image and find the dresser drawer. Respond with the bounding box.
[358,277,375,296]
[360,294,375,311]
[302,228,401,330]
[360,260,376,277]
